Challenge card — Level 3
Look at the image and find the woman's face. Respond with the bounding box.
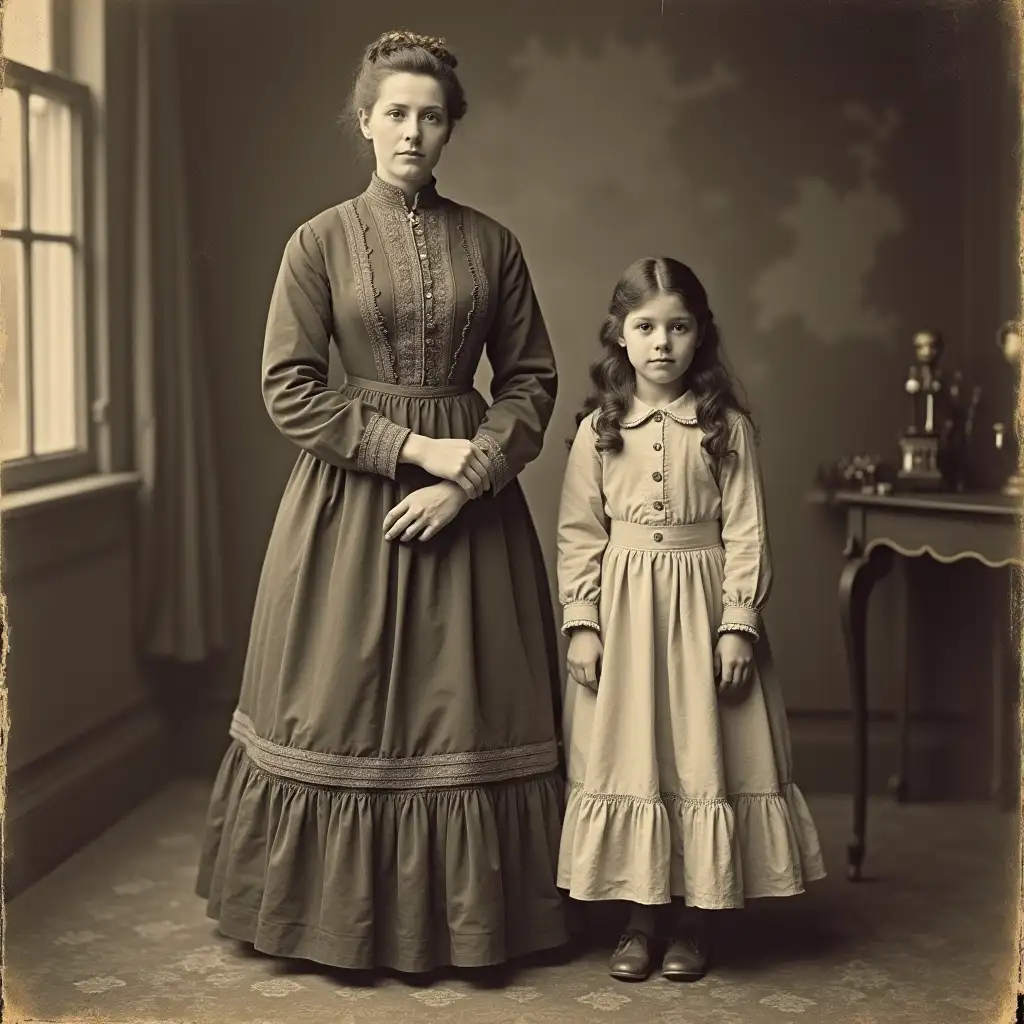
[359,72,449,193]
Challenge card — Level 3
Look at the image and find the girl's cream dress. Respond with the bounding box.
[556,392,825,908]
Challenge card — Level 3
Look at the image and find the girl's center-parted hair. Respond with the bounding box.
[572,256,754,461]
[346,30,468,139]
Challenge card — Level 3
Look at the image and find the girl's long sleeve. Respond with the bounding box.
[557,416,610,636]
[470,230,558,495]
[261,222,411,478]
[714,412,773,642]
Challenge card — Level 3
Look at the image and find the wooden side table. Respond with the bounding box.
[811,489,1021,880]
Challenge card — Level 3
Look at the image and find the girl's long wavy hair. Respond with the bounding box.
[572,257,753,462]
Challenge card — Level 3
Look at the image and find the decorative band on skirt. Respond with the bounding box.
[344,374,474,400]
[608,519,722,552]
[229,710,561,790]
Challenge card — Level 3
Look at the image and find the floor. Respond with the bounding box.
[4,779,1020,1024]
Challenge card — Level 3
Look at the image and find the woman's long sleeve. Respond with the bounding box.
[261,222,411,478]
[715,413,773,642]
[470,230,558,495]
[557,417,610,636]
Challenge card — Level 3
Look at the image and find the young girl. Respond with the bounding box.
[556,257,825,983]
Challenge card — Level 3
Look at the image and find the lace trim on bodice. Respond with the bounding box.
[339,175,490,387]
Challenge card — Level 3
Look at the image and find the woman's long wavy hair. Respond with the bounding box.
[572,257,753,462]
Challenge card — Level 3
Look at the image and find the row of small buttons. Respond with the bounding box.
[653,410,665,541]
[409,211,439,358]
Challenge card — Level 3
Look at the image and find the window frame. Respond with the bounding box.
[0,57,98,493]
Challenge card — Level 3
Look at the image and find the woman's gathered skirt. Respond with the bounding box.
[196,382,568,972]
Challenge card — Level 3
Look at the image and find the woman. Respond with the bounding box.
[195,30,568,973]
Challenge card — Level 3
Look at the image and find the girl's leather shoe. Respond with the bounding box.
[661,931,708,981]
[608,930,653,981]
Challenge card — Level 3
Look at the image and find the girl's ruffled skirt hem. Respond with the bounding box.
[556,778,826,908]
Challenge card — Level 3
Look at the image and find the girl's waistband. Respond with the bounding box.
[343,374,473,399]
[608,519,721,551]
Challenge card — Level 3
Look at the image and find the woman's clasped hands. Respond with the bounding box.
[384,435,492,543]
[403,435,492,499]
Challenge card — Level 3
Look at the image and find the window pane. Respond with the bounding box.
[0,89,26,230]
[28,93,73,235]
[2,0,53,72]
[0,239,29,459]
[31,241,77,454]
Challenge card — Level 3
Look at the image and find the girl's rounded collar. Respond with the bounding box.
[364,172,443,212]
[621,390,699,428]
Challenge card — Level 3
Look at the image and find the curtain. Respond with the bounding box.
[131,0,225,663]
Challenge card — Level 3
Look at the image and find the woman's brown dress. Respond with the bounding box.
[195,173,567,972]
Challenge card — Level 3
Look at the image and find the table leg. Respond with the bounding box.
[888,561,913,804]
[1008,634,1021,813]
[839,544,894,882]
[991,593,1004,804]
[992,576,1018,811]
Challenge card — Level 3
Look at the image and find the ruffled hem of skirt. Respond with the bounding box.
[196,742,569,973]
[556,779,826,908]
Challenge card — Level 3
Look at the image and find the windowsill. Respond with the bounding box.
[0,471,141,521]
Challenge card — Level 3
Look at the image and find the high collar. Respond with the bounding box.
[364,172,442,212]
[620,390,699,428]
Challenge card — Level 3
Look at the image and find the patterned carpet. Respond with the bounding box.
[4,778,1020,1024]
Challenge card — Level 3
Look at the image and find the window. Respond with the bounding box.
[0,0,95,490]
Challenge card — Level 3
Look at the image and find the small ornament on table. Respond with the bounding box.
[904,364,921,429]
[993,320,1024,497]
[940,371,983,493]
[815,453,894,498]
[852,453,882,493]
[898,329,946,490]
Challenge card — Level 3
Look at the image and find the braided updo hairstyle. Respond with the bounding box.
[348,30,468,138]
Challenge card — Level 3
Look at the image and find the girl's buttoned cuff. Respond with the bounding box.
[561,601,600,637]
[719,603,761,642]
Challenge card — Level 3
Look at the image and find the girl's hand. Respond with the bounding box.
[399,435,491,498]
[567,628,603,693]
[714,632,755,694]
[383,482,468,542]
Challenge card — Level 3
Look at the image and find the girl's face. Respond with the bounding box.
[359,72,450,193]
[619,291,699,404]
